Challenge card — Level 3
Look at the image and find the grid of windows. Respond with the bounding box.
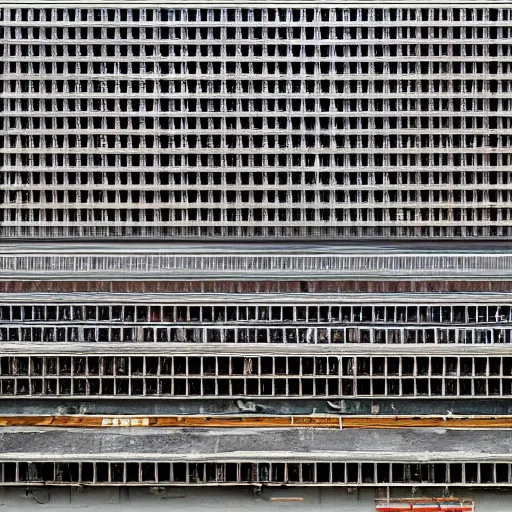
[0,460,510,487]
[2,6,512,238]
[2,354,512,397]
[2,301,512,344]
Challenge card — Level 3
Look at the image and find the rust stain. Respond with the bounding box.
[269,498,304,502]
[1,415,512,429]
[2,281,512,293]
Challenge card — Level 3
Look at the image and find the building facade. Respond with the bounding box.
[2,2,512,239]
[1,1,512,508]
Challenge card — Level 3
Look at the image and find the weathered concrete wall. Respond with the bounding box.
[1,487,511,512]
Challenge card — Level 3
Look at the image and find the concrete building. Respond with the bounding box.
[2,1,512,239]
[1,1,512,510]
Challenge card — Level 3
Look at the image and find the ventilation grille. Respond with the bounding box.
[0,460,509,487]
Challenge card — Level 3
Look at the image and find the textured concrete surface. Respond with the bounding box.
[0,487,511,511]
[0,427,511,462]
[4,398,512,417]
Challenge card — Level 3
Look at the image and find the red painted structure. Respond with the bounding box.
[376,498,474,512]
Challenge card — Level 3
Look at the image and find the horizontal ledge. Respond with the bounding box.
[0,426,511,462]
[2,291,512,303]
[1,341,512,355]
[1,414,512,430]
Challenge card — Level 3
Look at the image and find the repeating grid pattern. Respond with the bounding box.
[0,460,509,487]
[2,354,512,398]
[2,7,512,238]
[2,302,512,344]
[3,251,512,278]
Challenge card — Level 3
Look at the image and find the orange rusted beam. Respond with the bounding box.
[0,415,339,428]
[0,415,512,429]
[342,416,512,429]
[269,498,304,502]
[0,416,103,427]
[102,416,341,428]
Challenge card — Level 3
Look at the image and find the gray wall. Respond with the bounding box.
[2,487,512,511]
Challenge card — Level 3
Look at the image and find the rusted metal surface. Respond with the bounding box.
[269,498,305,502]
[2,415,512,429]
[0,415,336,428]
[0,281,295,293]
[3,281,512,293]
[375,498,475,512]
[342,416,512,429]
